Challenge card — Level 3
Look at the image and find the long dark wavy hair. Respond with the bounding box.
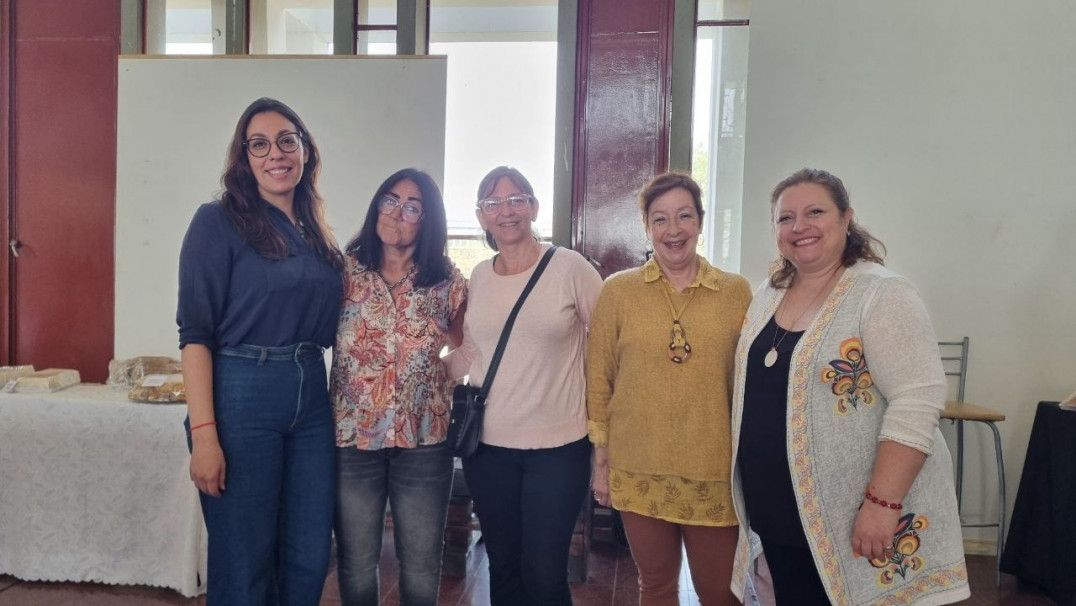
[475,166,541,252]
[344,168,452,288]
[219,97,342,271]
[769,168,885,288]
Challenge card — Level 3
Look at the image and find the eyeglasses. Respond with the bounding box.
[476,194,532,215]
[378,196,424,224]
[243,132,302,158]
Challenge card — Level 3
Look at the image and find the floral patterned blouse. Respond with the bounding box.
[331,256,467,450]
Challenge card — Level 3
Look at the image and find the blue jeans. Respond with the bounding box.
[188,343,335,606]
[462,437,592,606]
[335,443,455,606]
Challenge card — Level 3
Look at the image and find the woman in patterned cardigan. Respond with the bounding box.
[730,168,969,605]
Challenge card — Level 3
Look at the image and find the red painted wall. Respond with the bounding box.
[6,0,119,381]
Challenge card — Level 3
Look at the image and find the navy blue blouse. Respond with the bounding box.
[177,201,343,350]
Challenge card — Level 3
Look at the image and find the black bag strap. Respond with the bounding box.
[479,245,557,398]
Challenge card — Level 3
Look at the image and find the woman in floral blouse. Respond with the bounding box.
[330,168,467,606]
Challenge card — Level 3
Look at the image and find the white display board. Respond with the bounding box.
[115,56,447,357]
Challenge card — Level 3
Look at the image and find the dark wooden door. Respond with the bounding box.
[573,0,673,275]
[2,0,119,381]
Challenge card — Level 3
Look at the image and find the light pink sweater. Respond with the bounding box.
[444,246,603,449]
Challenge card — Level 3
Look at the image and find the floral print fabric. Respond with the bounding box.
[608,469,736,526]
[331,257,467,449]
[821,337,876,415]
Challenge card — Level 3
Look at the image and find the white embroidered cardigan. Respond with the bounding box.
[730,262,970,606]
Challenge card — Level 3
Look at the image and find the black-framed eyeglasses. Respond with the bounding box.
[378,196,424,224]
[476,194,532,215]
[243,132,302,158]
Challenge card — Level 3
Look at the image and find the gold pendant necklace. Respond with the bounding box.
[763,321,788,368]
[764,270,841,368]
[661,281,698,364]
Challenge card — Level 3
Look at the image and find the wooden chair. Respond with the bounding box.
[939,337,1006,586]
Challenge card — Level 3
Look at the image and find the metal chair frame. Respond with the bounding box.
[940,337,1005,586]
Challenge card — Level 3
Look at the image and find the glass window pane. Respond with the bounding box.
[356,1,397,55]
[447,237,496,279]
[696,0,750,21]
[165,0,214,55]
[692,24,749,272]
[358,29,397,55]
[252,0,334,55]
[429,1,558,238]
[360,0,398,26]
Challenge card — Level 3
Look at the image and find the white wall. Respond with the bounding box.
[741,1,1076,545]
[115,56,446,358]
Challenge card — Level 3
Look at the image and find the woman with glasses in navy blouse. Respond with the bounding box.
[177,97,344,605]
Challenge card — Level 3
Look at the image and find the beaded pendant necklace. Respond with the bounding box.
[661,282,698,363]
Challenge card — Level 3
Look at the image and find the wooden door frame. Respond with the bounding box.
[1,0,13,366]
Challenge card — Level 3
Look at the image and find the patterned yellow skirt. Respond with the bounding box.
[608,467,738,526]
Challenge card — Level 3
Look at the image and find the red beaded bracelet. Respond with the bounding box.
[190,420,217,432]
[864,490,903,510]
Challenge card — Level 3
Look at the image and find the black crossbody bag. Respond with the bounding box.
[446,246,558,458]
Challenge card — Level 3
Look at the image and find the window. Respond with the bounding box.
[357,0,398,55]
[692,0,750,272]
[159,0,337,55]
[163,0,216,54]
[430,1,559,276]
[251,0,335,54]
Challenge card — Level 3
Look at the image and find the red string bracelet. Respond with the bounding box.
[864,490,902,510]
[190,420,217,432]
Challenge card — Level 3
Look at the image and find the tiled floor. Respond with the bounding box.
[0,541,1054,605]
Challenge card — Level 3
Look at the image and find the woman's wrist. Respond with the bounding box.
[586,419,609,447]
[191,426,220,445]
[864,489,902,510]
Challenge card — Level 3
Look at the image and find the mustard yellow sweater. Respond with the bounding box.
[587,257,751,481]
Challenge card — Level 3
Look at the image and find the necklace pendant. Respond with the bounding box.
[764,348,779,368]
[668,341,692,364]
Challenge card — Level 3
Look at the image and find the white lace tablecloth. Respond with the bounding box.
[0,384,207,597]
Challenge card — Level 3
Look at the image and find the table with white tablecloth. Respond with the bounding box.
[0,384,206,597]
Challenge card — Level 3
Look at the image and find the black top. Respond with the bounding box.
[739,315,809,549]
[177,201,343,350]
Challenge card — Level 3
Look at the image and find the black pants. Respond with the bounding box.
[463,437,591,606]
[760,539,831,605]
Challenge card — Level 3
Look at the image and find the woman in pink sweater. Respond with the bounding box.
[444,166,603,605]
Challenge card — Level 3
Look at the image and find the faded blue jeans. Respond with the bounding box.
[334,442,455,606]
[189,343,335,606]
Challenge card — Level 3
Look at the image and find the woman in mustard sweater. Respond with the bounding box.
[587,172,751,606]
